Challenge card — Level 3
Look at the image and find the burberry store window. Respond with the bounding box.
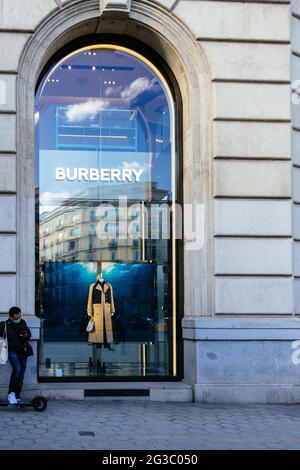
[35,42,181,380]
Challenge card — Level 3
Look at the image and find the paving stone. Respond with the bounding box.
[0,401,300,449]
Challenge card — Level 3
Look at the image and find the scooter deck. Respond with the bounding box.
[0,402,35,408]
[0,396,47,411]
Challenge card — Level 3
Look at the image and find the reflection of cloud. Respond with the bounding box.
[120,161,150,173]
[104,86,122,98]
[121,77,151,99]
[66,99,109,122]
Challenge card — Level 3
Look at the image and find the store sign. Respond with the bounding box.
[55,167,144,182]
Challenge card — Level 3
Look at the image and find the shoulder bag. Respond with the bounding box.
[23,340,34,357]
[0,323,8,365]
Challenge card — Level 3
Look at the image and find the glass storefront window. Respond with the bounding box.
[35,44,179,380]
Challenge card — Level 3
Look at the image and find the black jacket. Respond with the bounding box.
[0,319,32,353]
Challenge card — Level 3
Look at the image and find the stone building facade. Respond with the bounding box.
[0,0,299,402]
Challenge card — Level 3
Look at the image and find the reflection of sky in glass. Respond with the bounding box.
[35,47,173,202]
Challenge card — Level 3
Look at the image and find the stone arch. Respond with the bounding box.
[17,0,213,319]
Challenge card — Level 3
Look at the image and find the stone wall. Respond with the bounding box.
[173,0,292,316]
[292,1,300,314]
[0,0,298,401]
[0,0,293,316]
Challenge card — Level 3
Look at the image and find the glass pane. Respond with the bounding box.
[35,45,177,379]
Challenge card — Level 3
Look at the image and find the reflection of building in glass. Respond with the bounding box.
[56,107,139,152]
[39,182,169,263]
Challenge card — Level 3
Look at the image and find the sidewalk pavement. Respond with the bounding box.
[0,400,300,450]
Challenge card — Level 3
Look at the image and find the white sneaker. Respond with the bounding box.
[8,392,18,405]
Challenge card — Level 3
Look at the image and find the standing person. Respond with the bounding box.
[0,306,32,405]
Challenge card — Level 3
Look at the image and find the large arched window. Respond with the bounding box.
[35,44,180,380]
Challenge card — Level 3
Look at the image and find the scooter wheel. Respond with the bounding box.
[32,396,47,412]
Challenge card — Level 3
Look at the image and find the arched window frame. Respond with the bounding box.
[35,41,181,379]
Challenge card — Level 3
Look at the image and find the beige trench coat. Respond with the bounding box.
[87,282,115,344]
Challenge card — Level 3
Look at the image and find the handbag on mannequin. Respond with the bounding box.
[86,319,95,333]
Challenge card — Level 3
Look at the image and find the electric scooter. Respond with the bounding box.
[0,396,47,412]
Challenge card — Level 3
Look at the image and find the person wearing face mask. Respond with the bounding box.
[0,306,32,405]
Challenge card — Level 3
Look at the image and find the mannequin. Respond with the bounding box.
[87,271,115,373]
